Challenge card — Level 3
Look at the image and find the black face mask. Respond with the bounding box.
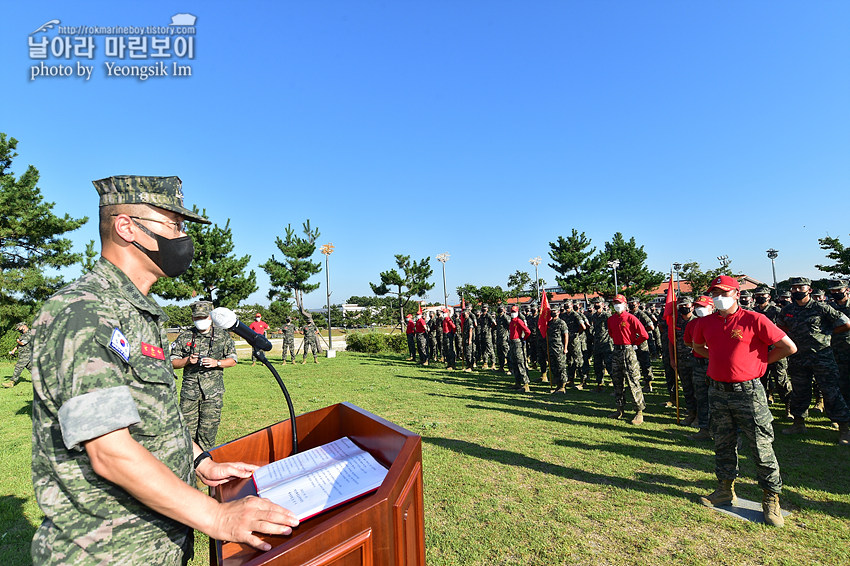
[830,292,846,303]
[754,296,768,305]
[131,219,194,277]
[791,291,809,301]
[678,306,691,316]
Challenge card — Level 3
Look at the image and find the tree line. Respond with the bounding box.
[4,131,850,340]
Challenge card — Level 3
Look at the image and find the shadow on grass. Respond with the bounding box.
[0,495,35,565]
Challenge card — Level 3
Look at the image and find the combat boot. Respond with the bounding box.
[689,428,712,441]
[540,371,549,383]
[550,385,566,395]
[608,408,624,420]
[838,422,850,446]
[301,359,307,365]
[762,490,784,527]
[782,417,806,435]
[630,411,644,425]
[699,479,737,507]
[281,359,287,365]
[520,383,530,393]
[813,396,824,413]
[664,392,675,408]
[682,411,697,427]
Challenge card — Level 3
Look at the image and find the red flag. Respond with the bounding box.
[663,268,677,346]
[538,290,551,338]
[417,302,422,316]
[459,298,465,331]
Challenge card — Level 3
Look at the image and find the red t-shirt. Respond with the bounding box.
[606,312,648,345]
[249,320,269,335]
[406,320,415,334]
[691,307,786,383]
[414,318,427,333]
[683,317,706,359]
[442,318,456,334]
[509,317,531,340]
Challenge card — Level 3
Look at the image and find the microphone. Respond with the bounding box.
[211,307,272,351]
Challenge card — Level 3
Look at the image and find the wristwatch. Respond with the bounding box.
[194,450,212,469]
[216,360,221,367]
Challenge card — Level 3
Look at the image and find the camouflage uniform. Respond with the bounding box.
[631,304,655,385]
[674,311,697,415]
[578,308,592,384]
[433,312,444,361]
[561,306,585,385]
[171,303,237,450]
[780,293,850,423]
[828,281,850,404]
[526,309,539,368]
[478,310,496,368]
[10,325,34,384]
[753,297,792,403]
[463,313,476,370]
[611,347,646,412]
[547,315,569,389]
[426,314,438,360]
[496,311,510,371]
[589,306,613,385]
[281,321,296,362]
[303,319,321,361]
[31,258,194,565]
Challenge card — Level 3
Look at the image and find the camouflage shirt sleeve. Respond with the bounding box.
[37,301,142,451]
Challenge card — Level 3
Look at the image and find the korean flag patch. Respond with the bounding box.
[108,328,131,363]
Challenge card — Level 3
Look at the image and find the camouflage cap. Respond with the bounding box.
[15,322,28,331]
[788,276,811,286]
[190,300,213,318]
[93,175,210,224]
[754,287,771,295]
[812,289,825,298]
[828,279,848,290]
[779,291,792,298]
[739,290,752,297]
[678,296,693,305]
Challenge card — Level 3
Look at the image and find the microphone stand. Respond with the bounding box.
[255,350,299,455]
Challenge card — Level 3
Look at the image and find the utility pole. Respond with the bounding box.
[321,243,335,349]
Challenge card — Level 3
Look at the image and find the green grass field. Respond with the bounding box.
[2,353,849,565]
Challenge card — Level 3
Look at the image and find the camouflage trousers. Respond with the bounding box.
[636,342,652,382]
[12,355,31,383]
[708,378,782,492]
[611,346,646,411]
[527,335,538,366]
[536,337,548,376]
[433,332,443,360]
[427,332,437,360]
[415,333,429,364]
[443,333,456,368]
[761,356,791,401]
[407,334,416,360]
[581,341,592,381]
[180,375,224,451]
[509,339,529,386]
[788,350,850,422]
[303,338,320,360]
[464,339,475,369]
[692,357,710,429]
[833,345,850,405]
[480,337,495,366]
[282,339,296,362]
[496,335,509,370]
[677,359,696,413]
[566,339,583,383]
[548,346,567,388]
[593,345,612,384]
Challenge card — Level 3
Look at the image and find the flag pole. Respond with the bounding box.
[671,266,680,425]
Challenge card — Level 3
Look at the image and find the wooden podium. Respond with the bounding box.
[208,403,425,566]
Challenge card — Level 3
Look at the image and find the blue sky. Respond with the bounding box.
[3,1,849,308]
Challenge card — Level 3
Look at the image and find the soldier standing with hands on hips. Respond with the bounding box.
[692,275,797,527]
[606,295,648,425]
[29,176,298,565]
[171,300,237,450]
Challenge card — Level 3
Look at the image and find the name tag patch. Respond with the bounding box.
[141,341,165,360]
[108,328,131,362]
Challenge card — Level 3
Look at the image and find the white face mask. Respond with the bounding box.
[713,295,736,311]
[695,306,713,318]
[194,318,212,331]
[511,312,518,319]
[613,303,627,314]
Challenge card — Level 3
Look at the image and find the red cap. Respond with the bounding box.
[708,276,740,292]
[406,314,413,319]
[612,294,627,304]
[511,305,519,312]
[695,295,712,307]
[255,313,262,317]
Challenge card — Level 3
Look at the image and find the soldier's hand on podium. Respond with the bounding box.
[211,495,299,551]
[196,459,258,487]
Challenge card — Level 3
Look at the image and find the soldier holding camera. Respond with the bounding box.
[171,300,237,450]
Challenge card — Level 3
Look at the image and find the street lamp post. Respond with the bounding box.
[767,248,779,294]
[672,262,682,294]
[436,252,450,309]
[529,256,541,303]
[321,243,335,349]
[717,255,730,270]
[607,259,620,292]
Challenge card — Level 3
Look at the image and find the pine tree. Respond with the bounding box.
[0,133,87,331]
[548,229,605,302]
[817,235,850,278]
[596,232,664,297]
[151,210,257,308]
[370,254,434,326]
[261,220,322,318]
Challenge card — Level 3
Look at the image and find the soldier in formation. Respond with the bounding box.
[302,316,322,364]
[281,315,296,364]
[589,298,613,391]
